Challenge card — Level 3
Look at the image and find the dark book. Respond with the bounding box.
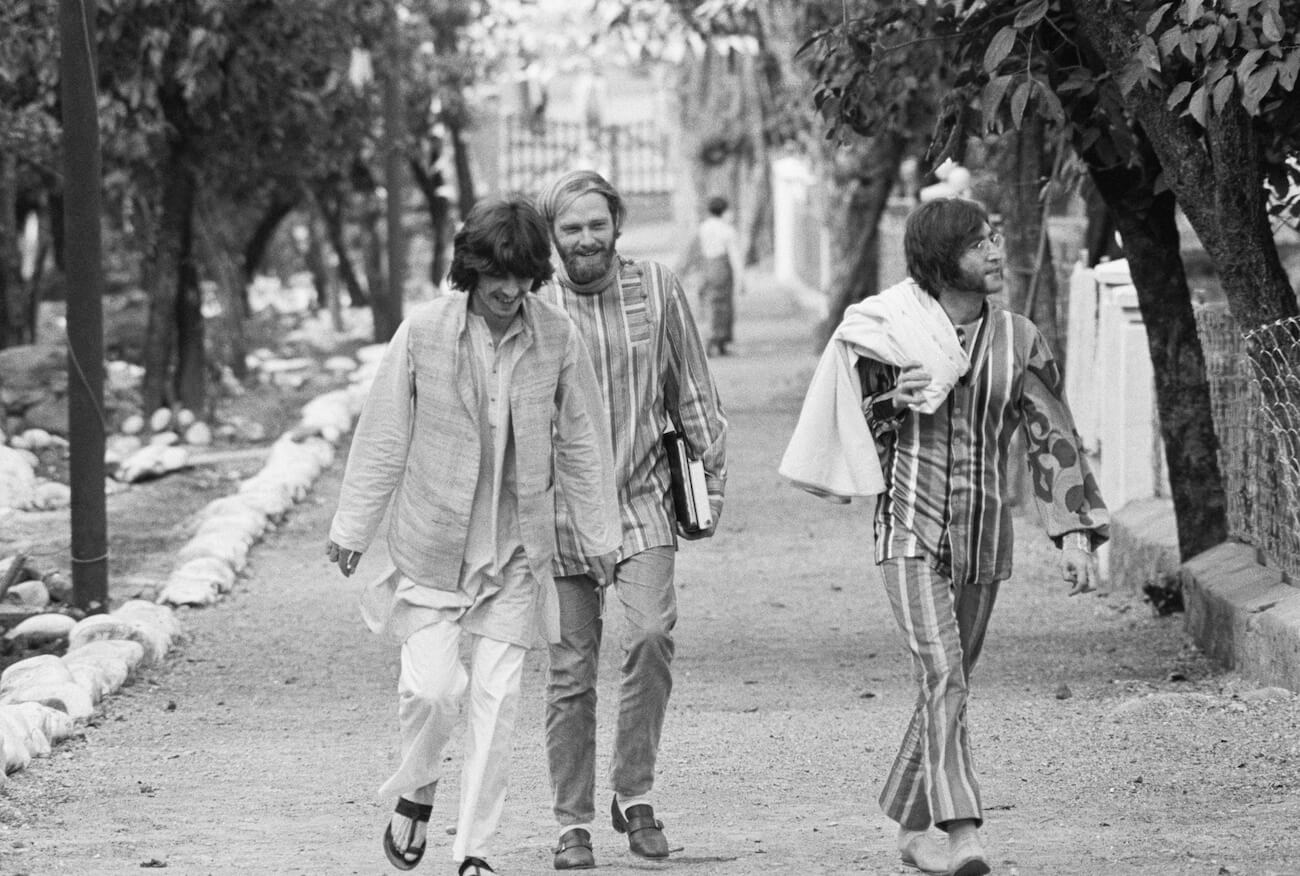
[663,428,712,533]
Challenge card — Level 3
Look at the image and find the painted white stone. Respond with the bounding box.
[0,654,74,696]
[105,433,143,466]
[26,481,70,511]
[0,445,37,511]
[184,421,213,446]
[158,576,219,607]
[148,430,180,447]
[149,407,173,432]
[3,612,75,646]
[63,638,145,673]
[119,414,145,436]
[67,613,168,665]
[0,681,95,721]
[3,579,49,608]
[175,408,196,429]
[13,701,73,742]
[0,708,35,772]
[176,532,250,572]
[116,444,189,483]
[114,599,182,642]
[168,556,237,594]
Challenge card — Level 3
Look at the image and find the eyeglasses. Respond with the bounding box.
[968,232,1004,255]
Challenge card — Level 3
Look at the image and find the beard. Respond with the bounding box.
[558,239,616,284]
[953,262,1002,296]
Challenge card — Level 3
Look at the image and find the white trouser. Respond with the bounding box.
[378,620,527,863]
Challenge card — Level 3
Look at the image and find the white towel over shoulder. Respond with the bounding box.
[778,279,968,502]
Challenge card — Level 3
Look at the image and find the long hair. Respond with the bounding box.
[535,169,626,236]
[903,198,990,298]
[448,196,554,293]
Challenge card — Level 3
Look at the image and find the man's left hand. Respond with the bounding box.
[1061,547,1100,596]
[678,495,723,541]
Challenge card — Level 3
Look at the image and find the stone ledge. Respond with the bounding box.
[1107,497,1179,594]
[1180,541,1300,693]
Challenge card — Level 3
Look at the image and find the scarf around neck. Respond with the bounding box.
[555,253,622,296]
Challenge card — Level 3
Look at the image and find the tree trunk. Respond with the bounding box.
[315,187,368,307]
[448,119,476,219]
[1085,151,1229,562]
[241,192,298,285]
[818,132,908,345]
[195,201,249,381]
[141,140,197,415]
[410,157,451,286]
[174,232,205,415]
[996,117,1061,360]
[1068,0,1298,331]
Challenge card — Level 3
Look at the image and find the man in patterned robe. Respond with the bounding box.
[857,198,1109,876]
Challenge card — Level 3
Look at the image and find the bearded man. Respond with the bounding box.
[534,170,729,870]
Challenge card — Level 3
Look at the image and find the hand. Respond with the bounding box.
[586,549,619,588]
[1061,546,1099,596]
[678,495,723,541]
[326,539,362,577]
[891,362,932,410]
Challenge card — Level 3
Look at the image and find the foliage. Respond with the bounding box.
[0,1,60,178]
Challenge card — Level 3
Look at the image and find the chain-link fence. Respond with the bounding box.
[1194,305,1300,583]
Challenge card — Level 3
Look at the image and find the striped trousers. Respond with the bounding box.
[878,557,1000,831]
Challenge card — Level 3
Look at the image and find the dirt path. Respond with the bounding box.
[4,268,1299,876]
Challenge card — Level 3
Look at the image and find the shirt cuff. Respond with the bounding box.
[1062,531,1092,552]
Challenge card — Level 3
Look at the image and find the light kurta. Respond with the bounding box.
[331,293,620,646]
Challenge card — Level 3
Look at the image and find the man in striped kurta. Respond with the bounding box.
[536,170,728,870]
[856,199,1108,876]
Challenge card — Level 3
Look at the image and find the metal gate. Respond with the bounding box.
[501,115,676,200]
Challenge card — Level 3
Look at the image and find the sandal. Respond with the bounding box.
[383,797,433,871]
[458,856,495,875]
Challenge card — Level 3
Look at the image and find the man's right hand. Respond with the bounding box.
[891,362,932,410]
[586,549,619,588]
[326,540,362,577]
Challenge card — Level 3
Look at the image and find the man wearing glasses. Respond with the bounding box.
[806,197,1109,875]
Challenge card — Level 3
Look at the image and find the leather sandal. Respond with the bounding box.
[458,857,495,876]
[553,827,595,870]
[610,796,670,859]
[383,797,433,871]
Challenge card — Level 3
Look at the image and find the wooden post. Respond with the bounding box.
[60,0,108,613]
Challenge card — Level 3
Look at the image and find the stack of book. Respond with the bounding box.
[663,427,712,533]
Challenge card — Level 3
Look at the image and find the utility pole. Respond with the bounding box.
[60,0,108,613]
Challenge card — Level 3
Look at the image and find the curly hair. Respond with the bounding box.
[448,196,554,293]
[903,198,990,298]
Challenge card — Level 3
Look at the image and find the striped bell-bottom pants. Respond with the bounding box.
[877,556,1000,831]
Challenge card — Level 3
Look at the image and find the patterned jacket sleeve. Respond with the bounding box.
[662,267,729,500]
[328,320,415,552]
[1018,329,1110,548]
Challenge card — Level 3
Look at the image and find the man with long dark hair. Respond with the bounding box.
[788,197,1108,875]
[326,196,619,876]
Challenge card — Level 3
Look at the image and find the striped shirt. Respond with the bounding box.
[860,302,1108,586]
[541,257,728,573]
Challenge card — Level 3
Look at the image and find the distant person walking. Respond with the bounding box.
[326,197,620,876]
[782,197,1109,876]
[535,170,729,870]
[680,195,744,356]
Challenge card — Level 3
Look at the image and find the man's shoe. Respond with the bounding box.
[553,828,595,870]
[898,829,948,874]
[610,796,670,859]
[948,831,990,876]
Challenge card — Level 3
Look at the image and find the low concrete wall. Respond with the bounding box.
[1107,498,1179,594]
[1180,542,1300,693]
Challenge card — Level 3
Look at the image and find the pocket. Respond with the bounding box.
[625,298,652,344]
